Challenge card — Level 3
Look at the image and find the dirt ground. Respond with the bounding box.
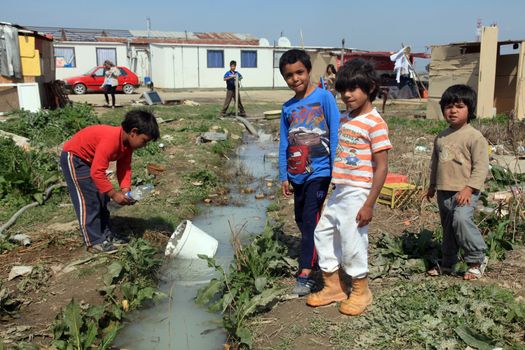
[3,89,522,349]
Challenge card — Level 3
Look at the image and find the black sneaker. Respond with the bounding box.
[109,234,130,245]
[88,240,118,254]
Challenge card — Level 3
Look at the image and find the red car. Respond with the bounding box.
[63,66,140,95]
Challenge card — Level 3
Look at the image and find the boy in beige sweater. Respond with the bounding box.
[425,84,489,280]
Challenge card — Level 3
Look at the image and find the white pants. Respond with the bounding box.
[314,185,370,278]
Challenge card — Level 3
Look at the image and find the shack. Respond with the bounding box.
[427,26,525,119]
[0,22,55,113]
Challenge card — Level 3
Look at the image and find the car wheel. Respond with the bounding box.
[123,84,134,94]
[73,83,87,95]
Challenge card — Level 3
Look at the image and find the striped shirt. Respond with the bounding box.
[332,109,392,188]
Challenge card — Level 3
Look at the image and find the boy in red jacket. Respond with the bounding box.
[60,109,160,253]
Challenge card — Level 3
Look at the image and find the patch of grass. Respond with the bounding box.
[2,103,99,147]
[266,202,279,213]
[385,116,448,135]
[328,280,525,349]
[0,137,61,207]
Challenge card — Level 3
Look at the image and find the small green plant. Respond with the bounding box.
[266,202,279,212]
[185,169,218,188]
[51,300,119,350]
[196,224,296,349]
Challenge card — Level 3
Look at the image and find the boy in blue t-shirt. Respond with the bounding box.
[278,49,340,296]
[220,60,246,117]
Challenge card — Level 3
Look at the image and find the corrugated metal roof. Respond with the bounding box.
[24,26,259,45]
[130,30,198,40]
[27,26,133,41]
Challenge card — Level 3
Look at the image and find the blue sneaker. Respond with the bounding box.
[292,275,316,296]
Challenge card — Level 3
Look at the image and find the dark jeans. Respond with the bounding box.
[221,89,245,116]
[104,85,116,106]
[291,177,331,270]
[60,152,112,246]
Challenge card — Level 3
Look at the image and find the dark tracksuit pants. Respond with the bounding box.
[291,177,331,270]
[60,151,112,246]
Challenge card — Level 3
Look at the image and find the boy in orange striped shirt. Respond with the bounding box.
[306,60,392,315]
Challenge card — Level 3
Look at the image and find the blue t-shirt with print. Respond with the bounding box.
[278,88,340,184]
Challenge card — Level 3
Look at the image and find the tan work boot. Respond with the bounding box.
[339,277,373,316]
[306,270,348,307]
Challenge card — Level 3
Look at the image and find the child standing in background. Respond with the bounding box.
[425,84,489,280]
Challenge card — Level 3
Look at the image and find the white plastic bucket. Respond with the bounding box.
[165,220,219,259]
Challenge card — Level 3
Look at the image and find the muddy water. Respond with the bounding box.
[114,132,278,350]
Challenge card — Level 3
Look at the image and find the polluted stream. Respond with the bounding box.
[114,131,278,349]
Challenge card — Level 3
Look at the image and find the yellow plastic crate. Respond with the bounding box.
[377,183,417,209]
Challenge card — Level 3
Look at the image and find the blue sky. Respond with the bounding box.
[3,0,525,53]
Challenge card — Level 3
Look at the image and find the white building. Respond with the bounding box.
[27,26,345,91]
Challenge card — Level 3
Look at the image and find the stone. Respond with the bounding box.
[8,266,33,281]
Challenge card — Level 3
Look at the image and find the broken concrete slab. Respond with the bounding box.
[201,132,227,142]
[492,155,525,174]
[8,266,33,281]
[0,129,30,150]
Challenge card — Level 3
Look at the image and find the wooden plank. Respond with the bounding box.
[514,41,525,120]
[477,26,498,118]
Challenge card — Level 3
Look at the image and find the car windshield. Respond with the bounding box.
[83,67,99,75]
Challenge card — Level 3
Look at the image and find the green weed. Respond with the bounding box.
[369,230,440,279]
[266,202,279,212]
[329,279,525,349]
[2,103,99,147]
[52,239,164,349]
[0,137,60,205]
[196,224,296,349]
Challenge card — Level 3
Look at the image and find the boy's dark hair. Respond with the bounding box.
[335,59,380,102]
[230,60,237,66]
[279,49,312,75]
[439,84,477,122]
[122,109,160,141]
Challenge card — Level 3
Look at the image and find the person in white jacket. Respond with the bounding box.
[101,60,120,108]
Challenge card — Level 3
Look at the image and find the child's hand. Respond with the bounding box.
[112,191,132,205]
[424,186,436,201]
[281,181,293,198]
[456,186,473,206]
[356,205,373,227]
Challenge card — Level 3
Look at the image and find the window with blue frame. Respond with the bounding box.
[207,50,224,68]
[241,50,257,68]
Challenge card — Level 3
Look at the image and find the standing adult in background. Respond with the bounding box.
[102,60,120,108]
[323,64,337,98]
[220,60,247,117]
